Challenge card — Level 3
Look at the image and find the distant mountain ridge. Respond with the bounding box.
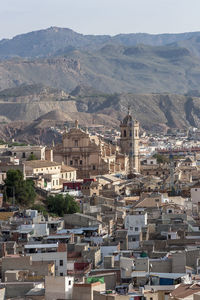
[1,27,200,59]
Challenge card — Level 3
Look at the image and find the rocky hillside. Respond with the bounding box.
[1,44,200,94]
[1,28,200,94]
[0,85,200,131]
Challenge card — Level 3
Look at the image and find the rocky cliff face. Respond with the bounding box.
[0,85,200,136]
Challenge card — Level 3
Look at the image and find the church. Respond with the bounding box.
[53,112,140,179]
[120,109,140,174]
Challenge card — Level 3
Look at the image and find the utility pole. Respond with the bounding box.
[12,186,15,206]
[169,150,175,195]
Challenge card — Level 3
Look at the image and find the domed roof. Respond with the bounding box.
[122,113,133,125]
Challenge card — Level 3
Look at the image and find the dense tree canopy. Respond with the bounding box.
[47,194,80,217]
[4,169,36,206]
[27,153,38,161]
[153,153,169,164]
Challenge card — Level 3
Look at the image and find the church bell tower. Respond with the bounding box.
[120,108,140,174]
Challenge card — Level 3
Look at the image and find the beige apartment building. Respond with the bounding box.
[24,160,76,190]
[9,145,46,160]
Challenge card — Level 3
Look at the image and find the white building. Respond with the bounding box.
[24,160,77,191]
[191,186,200,204]
[124,210,147,249]
[24,243,67,276]
[18,223,49,239]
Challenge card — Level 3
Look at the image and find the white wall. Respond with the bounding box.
[124,213,147,234]
[45,276,74,300]
[29,252,67,276]
[101,245,119,261]
[191,188,200,204]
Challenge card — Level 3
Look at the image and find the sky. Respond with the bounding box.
[1,0,200,39]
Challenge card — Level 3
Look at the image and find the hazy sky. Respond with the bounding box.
[1,0,200,39]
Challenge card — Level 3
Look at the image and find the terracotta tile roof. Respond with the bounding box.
[170,283,200,299]
[58,243,67,252]
[61,165,76,172]
[24,160,61,168]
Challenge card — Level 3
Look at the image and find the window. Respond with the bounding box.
[54,167,56,169]
[130,227,133,230]
[135,227,138,231]
[130,130,132,137]
[70,160,73,166]
[31,152,33,154]
[151,161,153,164]
[22,152,26,158]
[147,172,149,175]
[69,280,71,285]
[195,189,198,191]
[155,199,159,202]
[60,273,63,276]
[132,237,136,241]
[59,260,63,266]
[36,169,38,172]
[14,152,16,156]
[80,160,82,165]
[75,140,78,147]
[93,165,96,170]
[46,168,48,170]
[56,180,58,185]
[53,180,55,186]
[41,169,43,171]
[124,130,126,137]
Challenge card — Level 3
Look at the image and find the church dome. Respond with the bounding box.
[122,113,133,125]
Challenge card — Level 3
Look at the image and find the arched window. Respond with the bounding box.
[124,130,126,137]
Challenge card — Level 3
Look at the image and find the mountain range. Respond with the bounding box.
[1,27,200,94]
[1,27,200,142]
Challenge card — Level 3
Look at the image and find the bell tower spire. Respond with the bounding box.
[120,107,140,174]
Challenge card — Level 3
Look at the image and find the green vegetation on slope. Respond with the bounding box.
[46,194,80,217]
[4,170,36,206]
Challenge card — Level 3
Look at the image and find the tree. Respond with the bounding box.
[31,204,48,216]
[4,169,36,206]
[153,153,169,164]
[27,153,38,161]
[47,194,80,217]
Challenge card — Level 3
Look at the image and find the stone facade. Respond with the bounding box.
[53,120,125,178]
[120,110,140,173]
